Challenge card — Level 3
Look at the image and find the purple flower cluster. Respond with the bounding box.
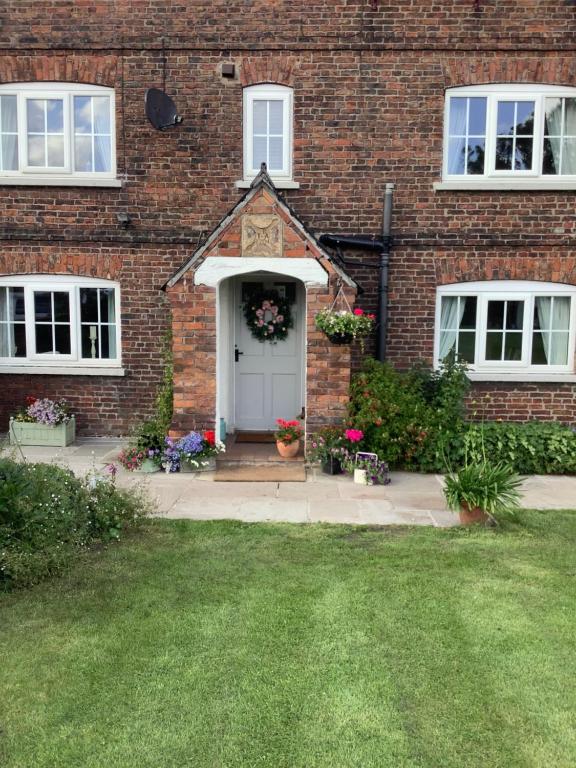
[26,398,70,426]
[162,437,181,472]
[177,431,204,457]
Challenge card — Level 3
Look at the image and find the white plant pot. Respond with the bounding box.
[354,468,368,485]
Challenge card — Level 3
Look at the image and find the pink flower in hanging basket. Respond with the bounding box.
[353,308,364,316]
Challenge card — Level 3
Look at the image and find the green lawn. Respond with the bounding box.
[1,514,575,768]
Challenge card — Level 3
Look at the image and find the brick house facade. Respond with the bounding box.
[1,2,576,436]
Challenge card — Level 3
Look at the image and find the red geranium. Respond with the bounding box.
[353,308,364,316]
[204,430,216,446]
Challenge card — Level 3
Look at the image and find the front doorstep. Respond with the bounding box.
[9,416,76,447]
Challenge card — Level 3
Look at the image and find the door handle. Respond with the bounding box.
[234,349,244,363]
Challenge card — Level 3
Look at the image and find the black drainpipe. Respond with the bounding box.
[318,183,394,363]
[378,183,394,362]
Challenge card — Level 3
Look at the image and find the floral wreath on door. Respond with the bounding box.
[243,290,294,343]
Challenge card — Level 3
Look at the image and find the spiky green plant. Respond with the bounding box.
[443,460,522,518]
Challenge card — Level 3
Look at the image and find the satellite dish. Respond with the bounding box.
[145,88,183,131]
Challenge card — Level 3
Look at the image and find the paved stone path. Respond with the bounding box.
[4,438,576,526]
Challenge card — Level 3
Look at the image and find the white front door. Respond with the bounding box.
[234,277,304,431]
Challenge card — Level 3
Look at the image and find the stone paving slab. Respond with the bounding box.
[4,438,576,526]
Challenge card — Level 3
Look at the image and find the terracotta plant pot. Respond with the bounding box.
[276,439,300,458]
[459,504,489,525]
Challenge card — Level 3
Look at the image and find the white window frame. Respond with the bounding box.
[0,82,118,186]
[241,84,294,185]
[438,84,576,190]
[0,275,123,375]
[435,281,576,381]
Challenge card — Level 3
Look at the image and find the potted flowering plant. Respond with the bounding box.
[274,418,303,458]
[167,430,224,472]
[315,308,375,345]
[10,396,75,447]
[307,426,348,474]
[343,452,391,486]
[118,448,146,472]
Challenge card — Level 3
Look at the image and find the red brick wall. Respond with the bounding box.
[2,3,576,432]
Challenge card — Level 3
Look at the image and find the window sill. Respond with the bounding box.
[434,180,576,192]
[235,179,300,190]
[0,176,123,188]
[0,365,125,376]
[467,372,576,383]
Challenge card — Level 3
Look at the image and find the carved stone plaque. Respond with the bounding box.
[241,214,283,257]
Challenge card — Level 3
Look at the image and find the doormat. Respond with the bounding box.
[214,464,306,482]
[235,432,276,444]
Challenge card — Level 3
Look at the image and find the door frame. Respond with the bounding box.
[216,272,306,435]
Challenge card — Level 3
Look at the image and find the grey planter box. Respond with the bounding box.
[9,416,76,447]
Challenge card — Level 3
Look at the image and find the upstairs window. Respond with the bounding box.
[436,281,576,376]
[0,83,115,183]
[0,276,121,370]
[243,84,293,182]
[443,85,576,184]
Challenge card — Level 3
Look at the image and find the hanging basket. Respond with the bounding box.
[325,331,354,345]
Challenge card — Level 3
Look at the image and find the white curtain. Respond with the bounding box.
[448,98,468,175]
[1,95,18,171]
[0,288,16,357]
[544,98,563,174]
[439,296,466,360]
[551,297,571,364]
[563,100,576,174]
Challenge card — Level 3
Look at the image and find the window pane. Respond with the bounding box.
[35,324,53,353]
[253,101,267,134]
[552,297,571,330]
[75,135,92,171]
[100,288,115,323]
[27,134,45,167]
[252,136,267,168]
[497,102,515,135]
[439,329,457,358]
[449,98,467,135]
[0,288,6,321]
[487,301,505,330]
[1,95,17,132]
[468,97,487,136]
[268,101,283,134]
[0,324,8,357]
[550,332,569,365]
[533,297,550,330]
[467,139,485,174]
[54,324,71,354]
[80,288,98,322]
[53,292,70,322]
[543,137,560,175]
[532,331,548,364]
[74,96,92,134]
[506,301,524,330]
[47,135,64,167]
[93,97,110,134]
[565,99,576,135]
[458,331,476,363]
[101,324,116,358]
[504,332,522,360]
[94,136,111,172]
[460,296,477,329]
[562,138,576,175]
[495,138,513,170]
[268,136,283,171]
[13,323,26,357]
[81,324,98,358]
[448,137,466,174]
[46,99,63,133]
[9,287,25,321]
[516,102,535,135]
[486,332,503,360]
[515,138,533,170]
[27,99,44,133]
[1,135,18,171]
[544,98,562,136]
[34,292,52,322]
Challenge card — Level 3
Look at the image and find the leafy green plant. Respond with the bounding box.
[0,458,148,589]
[443,460,522,519]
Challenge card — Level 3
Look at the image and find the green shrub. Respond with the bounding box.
[348,358,469,471]
[463,421,576,475]
[0,459,148,589]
